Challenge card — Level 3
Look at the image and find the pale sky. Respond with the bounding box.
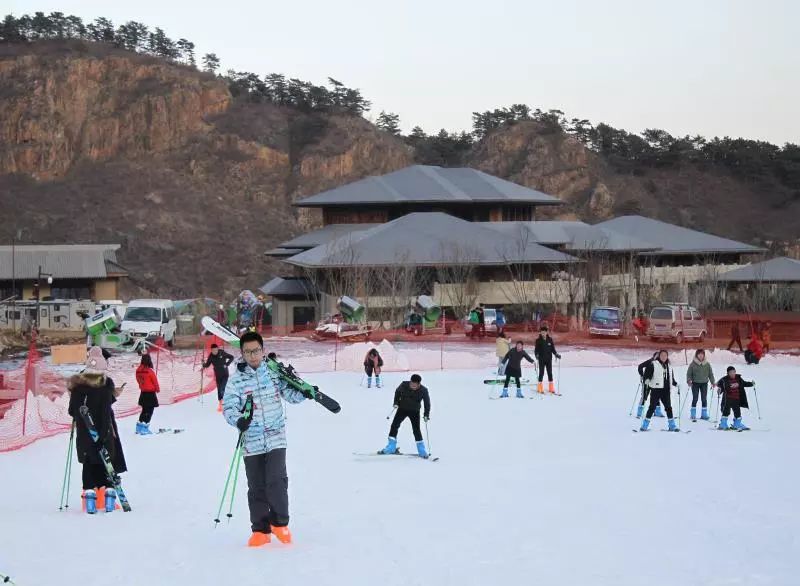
[8,0,800,144]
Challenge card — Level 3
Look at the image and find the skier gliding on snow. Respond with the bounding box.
[533,325,561,394]
[686,349,715,421]
[638,350,680,432]
[380,374,431,458]
[636,351,662,418]
[501,341,535,398]
[716,367,754,430]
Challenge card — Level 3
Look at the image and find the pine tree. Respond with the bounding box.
[376,111,401,135]
[202,53,220,74]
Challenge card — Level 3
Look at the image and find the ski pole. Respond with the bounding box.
[557,357,562,396]
[1,572,16,585]
[386,405,397,420]
[713,388,721,425]
[628,381,642,416]
[58,422,75,511]
[226,441,244,522]
[753,383,762,420]
[214,434,243,526]
[424,417,432,455]
[677,385,687,428]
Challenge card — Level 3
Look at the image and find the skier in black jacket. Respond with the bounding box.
[716,366,754,430]
[501,341,535,398]
[636,351,663,418]
[638,349,680,432]
[533,325,561,395]
[379,374,431,458]
[203,343,234,410]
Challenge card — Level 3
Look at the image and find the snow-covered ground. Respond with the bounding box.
[0,352,797,586]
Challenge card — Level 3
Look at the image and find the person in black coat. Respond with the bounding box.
[636,351,661,418]
[203,343,234,406]
[638,349,680,432]
[379,374,432,458]
[533,325,561,394]
[363,348,384,388]
[501,341,535,398]
[716,366,754,430]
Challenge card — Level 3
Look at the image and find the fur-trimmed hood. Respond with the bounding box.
[68,372,109,392]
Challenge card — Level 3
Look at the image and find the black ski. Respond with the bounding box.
[157,428,185,434]
[77,405,131,512]
[266,359,341,414]
[483,379,530,385]
[353,451,439,462]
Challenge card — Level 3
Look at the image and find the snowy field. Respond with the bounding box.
[0,351,797,586]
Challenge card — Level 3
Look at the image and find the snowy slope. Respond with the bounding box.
[0,357,797,586]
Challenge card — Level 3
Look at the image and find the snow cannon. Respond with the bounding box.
[85,308,121,337]
[338,296,365,324]
[414,295,441,327]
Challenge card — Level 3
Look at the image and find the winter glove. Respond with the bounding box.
[424,416,430,422]
[236,416,251,432]
[555,353,561,360]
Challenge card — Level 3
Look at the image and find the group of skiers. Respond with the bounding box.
[495,326,561,398]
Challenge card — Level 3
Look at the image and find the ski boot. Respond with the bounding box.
[104,488,116,513]
[636,404,644,419]
[248,531,271,547]
[639,418,651,432]
[135,422,144,435]
[718,416,729,430]
[271,525,292,544]
[367,376,372,388]
[499,387,509,398]
[548,382,556,394]
[83,489,97,514]
[380,436,398,455]
[536,382,544,395]
[140,422,153,435]
[654,406,665,417]
[217,400,223,413]
[690,407,697,421]
[668,418,679,432]
[733,417,749,431]
[376,375,382,388]
[416,440,429,459]
[701,407,710,421]
[516,388,524,399]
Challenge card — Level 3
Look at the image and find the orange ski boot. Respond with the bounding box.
[537,382,544,394]
[247,532,271,547]
[548,382,556,394]
[271,525,292,544]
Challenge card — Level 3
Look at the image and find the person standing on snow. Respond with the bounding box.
[135,353,160,435]
[638,349,680,432]
[727,322,743,352]
[636,351,662,418]
[204,343,234,411]
[223,331,307,547]
[744,334,764,365]
[533,325,561,395]
[379,374,431,458]
[761,322,772,354]
[686,349,715,421]
[67,346,127,514]
[468,307,481,338]
[716,366,754,430]
[363,348,384,388]
[500,341,535,398]
[495,332,511,375]
[495,307,506,335]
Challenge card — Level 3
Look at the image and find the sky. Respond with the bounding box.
[7,0,800,144]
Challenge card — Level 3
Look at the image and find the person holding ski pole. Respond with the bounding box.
[534,325,561,395]
[223,331,307,547]
[204,343,234,412]
[67,346,127,514]
[716,366,754,430]
[501,341,535,398]
[135,353,160,435]
[379,374,431,458]
[686,348,715,421]
[496,332,511,375]
[636,351,661,418]
[638,349,680,432]
[363,348,384,388]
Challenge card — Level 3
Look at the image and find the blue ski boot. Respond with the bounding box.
[416,440,429,459]
[140,422,153,435]
[380,436,398,455]
[654,406,665,417]
[668,418,679,432]
[84,489,97,514]
[639,418,651,432]
[367,376,372,388]
[516,388,524,399]
[733,417,749,431]
[690,407,697,421]
[376,375,382,388]
[499,387,509,398]
[104,488,116,513]
[701,407,710,421]
[718,416,729,430]
[636,404,644,419]
[135,422,144,435]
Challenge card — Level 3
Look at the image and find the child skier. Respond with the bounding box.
[638,349,680,432]
[203,343,234,411]
[686,349,715,421]
[495,332,511,375]
[716,366,754,430]
[363,348,384,388]
[135,353,160,435]
[501,341,535,398]
[379,374,431,458]
[67,346,127,514]
[636,351,662,418]
[533,325,561,394]
[223,332,307,547]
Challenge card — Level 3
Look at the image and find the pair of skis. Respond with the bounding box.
[77,406,132,512]
[353,451,439,462]
[266,359,341,414]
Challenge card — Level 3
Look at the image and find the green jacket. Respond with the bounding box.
[686,359,715,385]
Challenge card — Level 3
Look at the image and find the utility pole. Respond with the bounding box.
[35,265,53,334]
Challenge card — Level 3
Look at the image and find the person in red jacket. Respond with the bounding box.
[744,334,764,365]
[135,353,160,435]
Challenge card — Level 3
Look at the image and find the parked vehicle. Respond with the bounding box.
[121,299,178,346]
[648,303,707,343]
[589,306,623,338]
[463,308,498,336]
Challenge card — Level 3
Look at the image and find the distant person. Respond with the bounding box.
[363,348,384,388]
[495,332,511,375]
[379,374,431,458]
[495,307,506,335]
[500,341,535,399]
[744,334,764,365]
[636,351,662,418]
[534,325,561,395]
[477,304,486,337]
[135,353,160,435]
[716,366,754,431]
[761,322,772,354]
[204,343,234,412]
[638,349,679,432]
[468,307,481,339]
[727,322,743,352]
[686,349,715,421]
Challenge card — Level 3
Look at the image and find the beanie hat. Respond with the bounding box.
[85,346,108,375]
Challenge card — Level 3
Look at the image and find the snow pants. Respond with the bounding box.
[503,373,522,389]
[389,409,423,442]
[744,350,760,365]
[722,397,743,419]
[216,374,229,402]
[639,384,651,406]
[646,387,674,419]
[691,383,708,408]
[138,406,155,424]
[497,357,506,375]
[538,360,553,382]
[244,448,289,532]
[82,463,109,490]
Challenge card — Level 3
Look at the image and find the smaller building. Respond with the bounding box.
[719,257,800,311]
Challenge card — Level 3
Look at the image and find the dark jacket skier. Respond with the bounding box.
[380,374,431,458]
[715,367,753,430]
[500,342,535,398]
[638,349,680,432]
[204,344,234,405]
[533,325,561,392]
[363,348,384,388]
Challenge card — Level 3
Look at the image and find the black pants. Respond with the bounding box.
[640,385,651,406]
[691,383,708,408]
[722,397,742,419]
[389,409,423,442]
[139,406,155,423]
[82,462,109,490]
[244,449,289,533]
[216,375,229,402]
[744,350,760,365]
[646,387,673,419]
[503,373,521,389]
[538,360,553,382]
[728,337,743,352]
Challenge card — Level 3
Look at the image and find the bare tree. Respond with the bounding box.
[373,251,420,329]
[496,225,543,331]
[435,243,480,323]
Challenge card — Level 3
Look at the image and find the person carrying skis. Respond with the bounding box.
[727,321,743,352]
[534,325,561,395]
[223,331,307,547]
[638,349,680,432]
[135,353,160,435]
[204,343,234,412]
[379,374,431,458]
[363,348,384,388]
[716,366,754,430]
[495,332,511,375]
[500,341,535,398]
[686,349,715,421]
[636,351,661,418]
[745,334,764,365]
[67,346,127,514]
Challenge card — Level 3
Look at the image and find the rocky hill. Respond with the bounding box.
[0,41,797,298]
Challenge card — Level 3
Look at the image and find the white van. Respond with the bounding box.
[121,299,178,346]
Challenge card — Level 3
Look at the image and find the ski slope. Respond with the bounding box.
[0,355,797,586]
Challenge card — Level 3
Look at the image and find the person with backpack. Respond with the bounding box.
[135,353,160,435]
[379,374,431,458]
[204,343,234,411]
[500,341,535,398]
[716,366,755,430]
[363,348,384,388]
[686,349,715,421]
[636,351,662,418]
[533,325,561,395]
[638,349,680,432]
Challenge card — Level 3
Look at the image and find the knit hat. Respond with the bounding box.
[84,346,108,375]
